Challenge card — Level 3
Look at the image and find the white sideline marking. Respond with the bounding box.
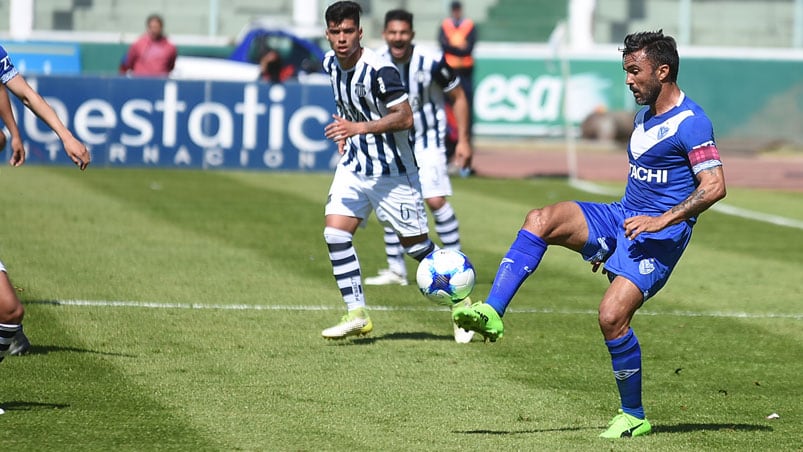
[569,179,803,230]
[36,299,803,320]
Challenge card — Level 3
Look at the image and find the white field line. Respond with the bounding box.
[569,179,803,230]
[32,299,803,320]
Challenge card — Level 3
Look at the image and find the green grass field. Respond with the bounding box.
[0,166,800,451]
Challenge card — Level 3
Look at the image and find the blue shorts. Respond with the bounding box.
[576,201,693,301]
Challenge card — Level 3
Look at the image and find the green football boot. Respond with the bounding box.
[321,307,373,340]
[451,301,504,342]
[599,410,652,438]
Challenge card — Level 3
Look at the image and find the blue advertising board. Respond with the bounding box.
[11,76,340,170]
[3,42,82,75]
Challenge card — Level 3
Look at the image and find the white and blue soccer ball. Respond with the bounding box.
[416,249,476,305]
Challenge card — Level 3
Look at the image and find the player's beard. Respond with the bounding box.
[634,75,661,106]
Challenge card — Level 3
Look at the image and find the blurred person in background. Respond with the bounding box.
[319,1,440,340]
[0,44,90,377]
[368,8,474,343]
[258,49,295,83]
[120,14,177,77]
[438,1,476,166]
[453,30,727,438]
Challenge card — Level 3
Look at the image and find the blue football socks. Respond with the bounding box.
[485,229,547,316]
[606,328,645,419]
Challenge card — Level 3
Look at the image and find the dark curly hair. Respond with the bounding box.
[622,30,679,82]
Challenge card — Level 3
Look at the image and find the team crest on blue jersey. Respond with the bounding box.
[354,83,367,97]
[639,258,655,275]
[657,125,670,140]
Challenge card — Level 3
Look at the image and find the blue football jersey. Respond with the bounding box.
[622,92,722,221]
[0,45,19,84]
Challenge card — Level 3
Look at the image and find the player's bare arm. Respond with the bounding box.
[447,85,472,169]
[325,101,413,141]
[0,86,25,166]
[624,165,726,240]
[5,76,90,170]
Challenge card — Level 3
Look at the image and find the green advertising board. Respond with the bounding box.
[473,47,803,146]
[473,51,630,136]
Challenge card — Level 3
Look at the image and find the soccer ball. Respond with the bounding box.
[416,249,476,305]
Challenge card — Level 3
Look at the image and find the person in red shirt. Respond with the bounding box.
[120,14,177,77]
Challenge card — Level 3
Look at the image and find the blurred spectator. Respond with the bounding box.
[439,1,476,169]
[120,14,177,77]
[258,49,295,83]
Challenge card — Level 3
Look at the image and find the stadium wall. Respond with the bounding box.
[7,47,803,170]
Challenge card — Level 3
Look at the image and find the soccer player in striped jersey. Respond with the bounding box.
[364,9,475,343]
[320,1,438,340]
[0,45,90,381]
[453,30,727,438]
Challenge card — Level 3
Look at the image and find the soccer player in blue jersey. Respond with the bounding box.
[364,9,474,342]
[0,45,90,378]
[319,1,438,340]
[453,30,727,438]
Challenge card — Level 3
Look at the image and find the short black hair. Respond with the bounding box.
[325,1,362,27]
[384,9,413,29]
[450,1,462,11]
[622,30,679,82]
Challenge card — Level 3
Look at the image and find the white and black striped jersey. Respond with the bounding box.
[376,45,460,153]
[323,47,417,177]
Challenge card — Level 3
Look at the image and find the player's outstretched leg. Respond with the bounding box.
[453,229,547,341]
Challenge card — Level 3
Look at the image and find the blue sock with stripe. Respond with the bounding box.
[606,328,644,419]
[485,229,547,316]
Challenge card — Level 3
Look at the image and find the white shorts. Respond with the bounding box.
[415,147,452,199]
[325,165,429,238]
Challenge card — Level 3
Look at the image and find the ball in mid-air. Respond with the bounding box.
[416,249,476,305]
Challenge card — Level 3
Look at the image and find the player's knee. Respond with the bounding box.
[522,207,555,237]
[0,298,24,324]
[597,309,627,338]
[426,196,446,211]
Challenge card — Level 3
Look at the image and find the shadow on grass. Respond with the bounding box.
[1,401,70,411]
[455,427,597,434]
[11,345,136,358]
[325,331,455,345]
[454,423,772,435]
[653,423,773,434]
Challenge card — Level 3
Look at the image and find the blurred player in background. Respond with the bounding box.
[319,1,438,340]
[453,30,727,437]
[366,8,474,343]
[0,44,91,372]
